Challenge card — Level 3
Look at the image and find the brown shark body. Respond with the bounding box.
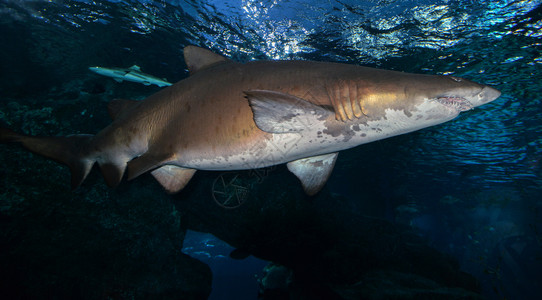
[0,46,501,195]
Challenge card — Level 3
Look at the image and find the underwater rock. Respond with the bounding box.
[83,82,107,95]
[0,174,212,299]
[332,270,483,300]
[175,167,482,299]
[258,263,293,295]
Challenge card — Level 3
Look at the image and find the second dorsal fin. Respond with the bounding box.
[183,45,230,75]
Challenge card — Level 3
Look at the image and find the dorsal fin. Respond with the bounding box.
[129,65,141,71]
[183,45,230,75]
[108,98,139,120]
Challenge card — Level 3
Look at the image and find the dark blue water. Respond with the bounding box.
[182,231,268,300]
[1,0,541,299]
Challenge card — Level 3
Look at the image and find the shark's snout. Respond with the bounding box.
[476,85,501,107]
[435,84,501,113]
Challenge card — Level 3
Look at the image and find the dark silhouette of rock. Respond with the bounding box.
[176,167,482,299]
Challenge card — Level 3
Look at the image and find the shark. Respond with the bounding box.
[89,65,172,87]
[0,46,501,195]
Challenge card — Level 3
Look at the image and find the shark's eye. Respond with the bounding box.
[450,76,462,82]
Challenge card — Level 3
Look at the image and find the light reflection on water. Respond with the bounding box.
[6,0,538,61]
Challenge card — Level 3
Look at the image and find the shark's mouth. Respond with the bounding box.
[437,97,474,112]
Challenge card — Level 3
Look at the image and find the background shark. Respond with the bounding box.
[1,46,500,195]
[89,65,172,87]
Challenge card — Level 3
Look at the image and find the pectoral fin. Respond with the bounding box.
[287,152,338,196]
[246,90,333,134]
[151,165,196,193]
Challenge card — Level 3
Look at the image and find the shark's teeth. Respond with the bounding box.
[437,97,474,112]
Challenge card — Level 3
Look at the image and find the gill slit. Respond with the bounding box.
[327,79,371,121]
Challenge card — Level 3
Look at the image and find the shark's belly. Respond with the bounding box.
[179,133,329,171]
[177,123,370,171]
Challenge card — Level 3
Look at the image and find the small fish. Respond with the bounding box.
[89,65,172,87]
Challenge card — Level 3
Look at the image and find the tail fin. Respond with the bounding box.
[0,128,95,189]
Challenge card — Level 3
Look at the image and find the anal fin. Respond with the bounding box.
[126,152,173,181]
[151,165,196,193]
[287,152,338,196]
[99,163,125,187]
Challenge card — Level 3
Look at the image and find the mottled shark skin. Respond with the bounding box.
[0,46,501,195]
